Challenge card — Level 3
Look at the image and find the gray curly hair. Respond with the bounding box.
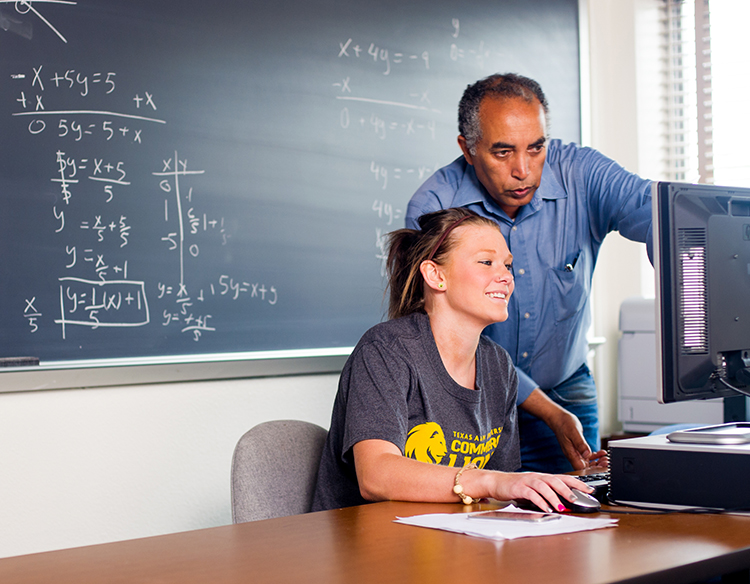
[458,73,549,155]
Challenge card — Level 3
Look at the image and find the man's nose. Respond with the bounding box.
[511,153,530,180]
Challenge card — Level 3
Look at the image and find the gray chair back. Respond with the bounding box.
[231,419,328,523]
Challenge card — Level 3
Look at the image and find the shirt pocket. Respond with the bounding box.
[545,248,590,323]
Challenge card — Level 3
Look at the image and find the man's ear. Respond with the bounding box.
[457,135,474,166]
[420,260,445,292]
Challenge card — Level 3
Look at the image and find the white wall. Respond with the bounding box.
[0,0,647,559]
[584,0,653,437]
[0,374,338,558]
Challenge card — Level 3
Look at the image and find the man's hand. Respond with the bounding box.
[547,405,608,470]
[521,388,608,470]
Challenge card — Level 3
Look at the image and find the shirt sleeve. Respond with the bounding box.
[575,146,654,262]
[515,366,537,405]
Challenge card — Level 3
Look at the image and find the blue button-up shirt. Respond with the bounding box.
[405,139,653,404]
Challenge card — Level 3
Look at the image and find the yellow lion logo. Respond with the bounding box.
[405,422,447,464]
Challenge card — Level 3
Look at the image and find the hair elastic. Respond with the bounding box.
[426,215,470,261]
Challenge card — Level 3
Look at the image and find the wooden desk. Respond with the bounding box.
[2,501,749,584]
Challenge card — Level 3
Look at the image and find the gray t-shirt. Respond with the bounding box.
[312,312,520,511]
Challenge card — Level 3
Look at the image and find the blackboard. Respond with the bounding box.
[0,0,581,387]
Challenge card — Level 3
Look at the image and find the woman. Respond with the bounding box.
[312,208,593,513]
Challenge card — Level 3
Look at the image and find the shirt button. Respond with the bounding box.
[512,226,518,231]
[518,268,525,275]
[524,312,531,319]
[522,352,529,358]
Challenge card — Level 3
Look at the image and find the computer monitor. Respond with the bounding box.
[653,181,750,404]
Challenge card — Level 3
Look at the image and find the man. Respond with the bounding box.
[406,73,652,473]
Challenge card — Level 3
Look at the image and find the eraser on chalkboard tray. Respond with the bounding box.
[0,357,40,367]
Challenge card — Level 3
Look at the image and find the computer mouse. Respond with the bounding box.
[561,488,601,513]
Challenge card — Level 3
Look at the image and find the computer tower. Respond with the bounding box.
[609,434,750,510]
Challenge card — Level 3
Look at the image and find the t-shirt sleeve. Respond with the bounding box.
[339,339,413,460]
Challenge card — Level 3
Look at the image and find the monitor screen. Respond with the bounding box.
[653,181,750,403]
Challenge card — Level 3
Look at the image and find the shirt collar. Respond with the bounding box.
[452,156,568,222]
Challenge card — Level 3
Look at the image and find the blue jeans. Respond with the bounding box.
[518,364,600,474]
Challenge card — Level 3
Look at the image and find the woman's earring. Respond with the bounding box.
[438,283,445,289]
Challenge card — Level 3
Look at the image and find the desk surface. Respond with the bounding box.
[2,501,750,584]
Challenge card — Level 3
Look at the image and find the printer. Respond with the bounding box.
[618,296,723,433]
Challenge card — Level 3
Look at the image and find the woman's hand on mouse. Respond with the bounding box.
[474,471,594,513]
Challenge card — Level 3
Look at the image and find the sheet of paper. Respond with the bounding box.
[394,505,618,540]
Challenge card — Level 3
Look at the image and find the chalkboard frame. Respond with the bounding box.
[0,350,351,393]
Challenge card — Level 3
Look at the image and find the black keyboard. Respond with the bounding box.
[577,471,610,503]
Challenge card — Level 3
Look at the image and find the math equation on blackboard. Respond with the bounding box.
[10,58,279,344]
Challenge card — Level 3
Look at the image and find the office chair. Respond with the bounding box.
[231,419,328,523]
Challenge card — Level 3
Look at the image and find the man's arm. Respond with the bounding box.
[520,388,607,470]
[576,145,654,261]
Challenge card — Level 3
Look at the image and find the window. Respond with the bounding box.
[660,0,700,182]
[649,0,750,186]
[709,0,750,186]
